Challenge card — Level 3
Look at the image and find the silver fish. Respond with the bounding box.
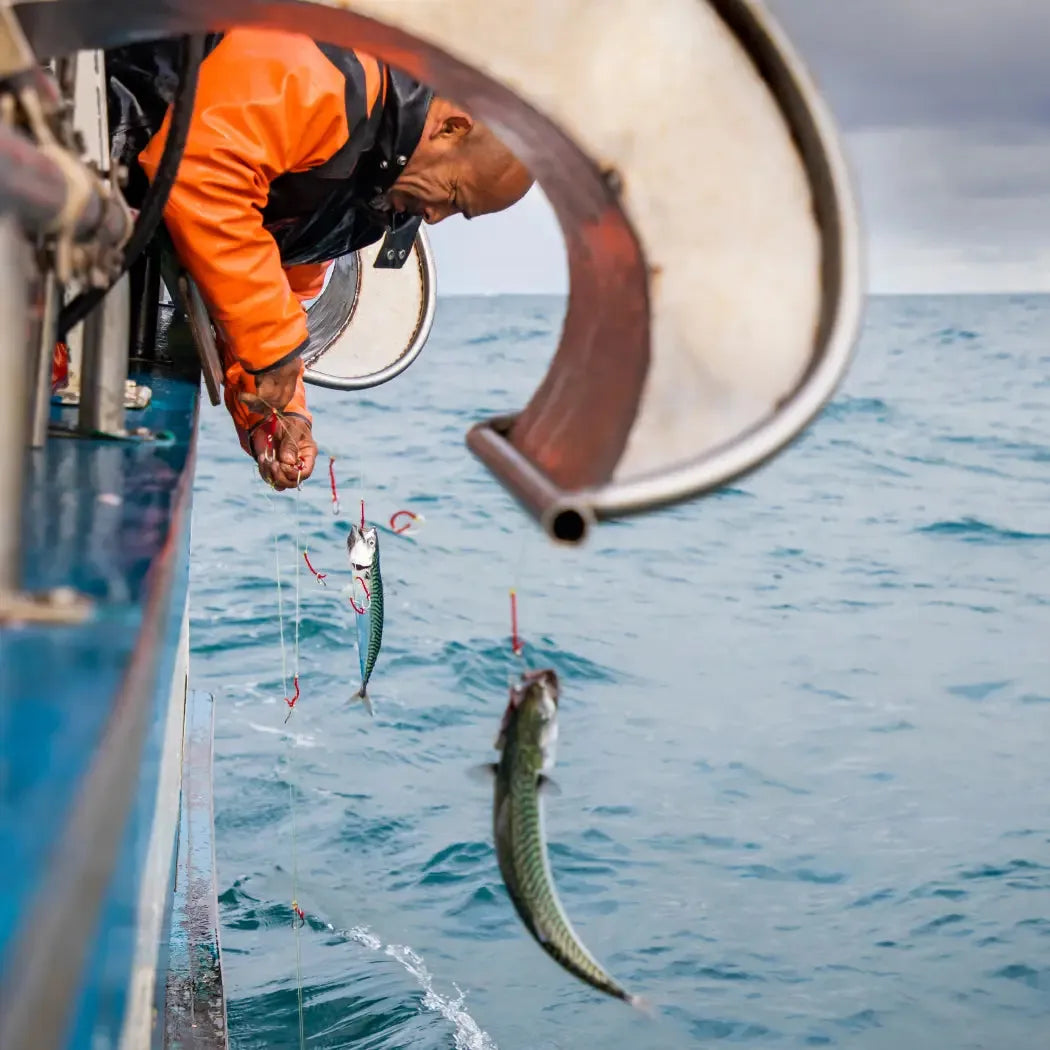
[491,668,645,1008]
[347,523,383,715]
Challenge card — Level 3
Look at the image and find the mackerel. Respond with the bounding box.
[347,523,384,715]
[491,669,644,1007]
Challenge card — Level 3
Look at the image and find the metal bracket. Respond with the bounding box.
[372,213,422,269]
[53,377,153,410]
[46,420,176,445]
[0,585,93,626]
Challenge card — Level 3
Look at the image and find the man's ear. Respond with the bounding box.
[435,113,473,142]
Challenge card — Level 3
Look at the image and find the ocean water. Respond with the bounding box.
[189,293,1050,1050]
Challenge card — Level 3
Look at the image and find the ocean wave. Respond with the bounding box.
[329,923,499,1049]
[915,517,1050,542]
[934,327,980,343]
[820,395,892,421]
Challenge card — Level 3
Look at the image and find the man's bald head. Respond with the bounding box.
[388,97,534,224]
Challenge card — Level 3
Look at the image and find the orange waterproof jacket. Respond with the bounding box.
[136,28,430,453]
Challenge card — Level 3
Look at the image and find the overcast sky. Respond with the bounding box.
[428,1,1050,295]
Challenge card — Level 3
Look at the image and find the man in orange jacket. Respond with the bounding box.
[109,29,532,489]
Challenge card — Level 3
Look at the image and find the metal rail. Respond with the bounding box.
[0,215,29,593]
[0,116,131,246]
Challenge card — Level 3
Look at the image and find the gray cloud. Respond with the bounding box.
[766,0,1050,130]
[846,126,1050,291]
[764,0,1050,291]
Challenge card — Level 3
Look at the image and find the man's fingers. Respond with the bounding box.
[299,446,317,480]
[257,457,276,488]
[253,412,315,491]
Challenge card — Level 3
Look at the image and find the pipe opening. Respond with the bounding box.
[548,507,589,545]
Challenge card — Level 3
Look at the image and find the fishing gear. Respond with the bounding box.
[328,456,340,514]
[269,472,308,1048]
[509,588,524,658]
[303,549,327,586]
[390,509,421,535]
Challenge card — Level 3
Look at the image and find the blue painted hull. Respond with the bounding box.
[0,327,226,1048]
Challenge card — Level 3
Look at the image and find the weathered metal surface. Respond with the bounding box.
[164,689,229,1050]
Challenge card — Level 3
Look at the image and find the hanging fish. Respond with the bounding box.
[347,522,384,715]
[488,668,646,1008]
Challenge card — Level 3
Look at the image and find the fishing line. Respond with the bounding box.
[294,475,302,685]
[270,492,288,701]
[268,477,308,1050]
[289,780,307,1050]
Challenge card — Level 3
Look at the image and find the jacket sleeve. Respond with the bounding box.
[138,29,372,377]
[221,259,336,455]
[220,257,333,454]
[285,261,333,304]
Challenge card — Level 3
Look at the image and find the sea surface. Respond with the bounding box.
[189,293,1050,1049]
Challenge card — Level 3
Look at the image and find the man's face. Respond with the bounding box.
[387,113,533,225]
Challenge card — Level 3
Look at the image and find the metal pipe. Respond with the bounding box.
[465,418,595,545]
[30,269,58,447]
[0,5,37,78]
[78,271,130,435]
[0,215,30,591]
[0,118,132,244]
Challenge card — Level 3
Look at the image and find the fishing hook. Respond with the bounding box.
[303,549,327,586]
[390,509,419,535]
[328,457,339,514]
[510,589,524,657]
[282,673,300,723]
[348,581,368,615]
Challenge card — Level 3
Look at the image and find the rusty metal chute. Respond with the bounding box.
[13,0,862,545]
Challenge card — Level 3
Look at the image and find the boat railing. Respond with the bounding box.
[0,13,134,622]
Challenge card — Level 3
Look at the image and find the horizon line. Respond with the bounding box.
[435,288,1050,299]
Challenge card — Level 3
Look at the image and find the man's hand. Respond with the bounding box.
[254,357,303,413]
[251,415,318,491]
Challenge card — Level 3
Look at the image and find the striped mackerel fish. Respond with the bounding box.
[492,668,645,1008]
[347,522,384,716]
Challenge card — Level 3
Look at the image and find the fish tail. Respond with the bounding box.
[626,992,655,1017]
[351,686,374,717]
